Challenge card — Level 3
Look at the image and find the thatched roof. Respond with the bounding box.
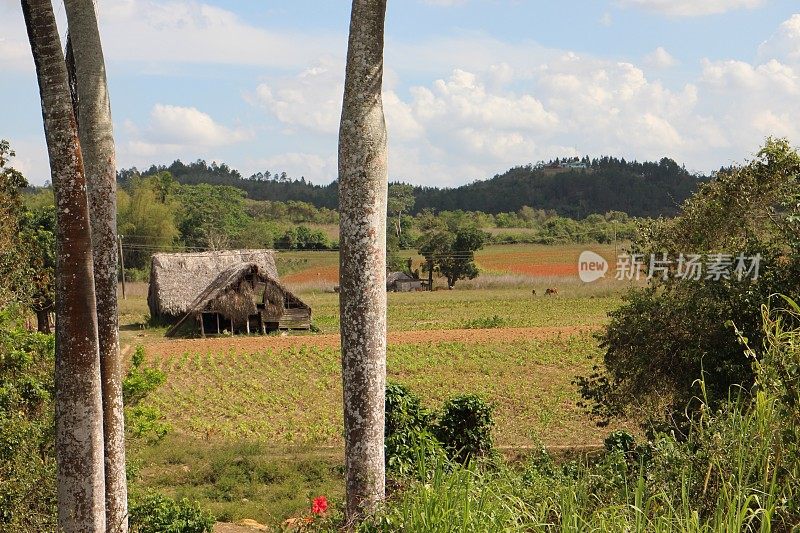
[148,249,278,318]
[387,271,416,287]
[164,262,309,337]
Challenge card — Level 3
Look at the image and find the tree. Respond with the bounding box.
[176,184,248,249]
[578,139,800,431]
[0,142,56,331]
[418,224,486,288]
[117,177,180,269]
[338,0,388,522]
[387,183,415,239]
[22,0,106,530]
[0,141,29,306]
[19,205,57,333]
[63,2,128,527]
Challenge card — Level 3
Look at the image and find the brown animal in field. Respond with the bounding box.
[545,287,559,296]
[531,289,537,296]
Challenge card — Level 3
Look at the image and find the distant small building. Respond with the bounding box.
[387,271,423,292]
[147,250,311,337]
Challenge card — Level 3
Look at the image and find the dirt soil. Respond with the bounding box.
[144,325,597,357]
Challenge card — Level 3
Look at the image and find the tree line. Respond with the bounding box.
[118,154,708,219]
[21,171,639,283]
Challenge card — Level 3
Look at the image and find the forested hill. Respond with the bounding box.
[119,156,708,218]
[414,157,707,218]
[118,160,340,209]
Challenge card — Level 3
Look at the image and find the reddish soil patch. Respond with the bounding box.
[283,264,339,284]
[146,326,598,358]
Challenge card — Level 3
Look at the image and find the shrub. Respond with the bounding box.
[365,300,800,531]
[129,492,214,533]
[124,345,169,443]
[0,307,57,531]
[384,382,443,477]
[579,140,800,430]
[603,430,636,455]
[127,405,170,444]
[435,394,494,463]
[123,345,166,406]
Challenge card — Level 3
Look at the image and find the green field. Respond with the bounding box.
[305,289,622,333]
[121,243,632,526]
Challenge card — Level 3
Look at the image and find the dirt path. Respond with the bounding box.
[144,325,598,357]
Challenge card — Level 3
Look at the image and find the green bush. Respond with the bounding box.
[123,345,166,406]
[0,306,57,531]
[435,394,494,463]
[123,345,170,443]
[127,405,170,444]
[384,382,443,477]
[603,430,636,455]
[129,492,214,533]
[579,140,800,430]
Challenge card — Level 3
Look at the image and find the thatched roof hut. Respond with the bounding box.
[163,261,311,337]
[148,249,279,319]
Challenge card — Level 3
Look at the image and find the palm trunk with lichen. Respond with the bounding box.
[22,0,106,530]
[338,0,389,523]
[63,1,128,530]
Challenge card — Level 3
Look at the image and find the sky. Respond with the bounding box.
[1,0,800,187]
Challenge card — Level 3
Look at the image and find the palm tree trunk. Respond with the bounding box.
[338,0,389,523]
[63,2,127,530]
[22,0,106,531]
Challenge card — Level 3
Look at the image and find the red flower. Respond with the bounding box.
[311,495,328,515]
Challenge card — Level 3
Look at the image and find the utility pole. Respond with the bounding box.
[118,234,126,300]
[427,258,433,291]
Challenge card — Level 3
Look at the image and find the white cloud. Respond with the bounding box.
[145,104,251,146]
[121,104,252,164]
[758,14,800,64]
[599,12,614,27]
[697,58,800,149]
[0,0,343,72]
[2,137,50,185]
[0,36,29,70]
[253,60,345,135]
[645,47,679,68]
[616,0,765,17]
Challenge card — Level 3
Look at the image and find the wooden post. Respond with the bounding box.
[216,313,220,335]
[427,259,433,291]
[246,317,250,335]
[199,314,205,338]
[118,234,126,300]
[230,318,234,335]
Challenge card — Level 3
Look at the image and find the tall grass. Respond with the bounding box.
[352,298,800,532]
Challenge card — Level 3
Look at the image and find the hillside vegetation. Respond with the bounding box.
[118,155,706,218]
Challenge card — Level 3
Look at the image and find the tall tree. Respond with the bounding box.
[418,222,485,289]
[387,183,414,239]
[63,1,128,529]
[338,0,389,522]
[22,0,106,530]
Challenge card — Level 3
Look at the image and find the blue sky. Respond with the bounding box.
[1,0,799,186]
